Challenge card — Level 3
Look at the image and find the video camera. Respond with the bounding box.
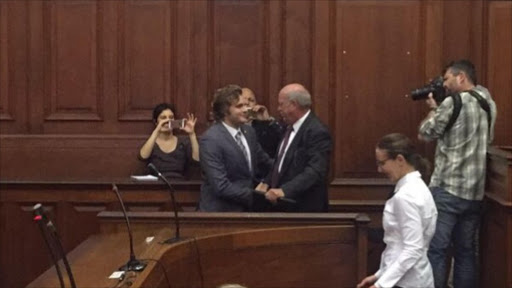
[410,76,447,104]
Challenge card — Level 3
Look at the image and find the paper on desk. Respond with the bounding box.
[130,175,158,181]
[109,271,125,279]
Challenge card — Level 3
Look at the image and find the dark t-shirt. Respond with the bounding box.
[140,136,197,179]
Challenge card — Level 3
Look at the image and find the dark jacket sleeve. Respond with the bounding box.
[281,125,332,199]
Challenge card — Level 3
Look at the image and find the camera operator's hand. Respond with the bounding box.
[253,104,271,121]
[425,92,438,110]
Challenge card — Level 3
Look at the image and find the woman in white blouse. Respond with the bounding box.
[357,133,438,288]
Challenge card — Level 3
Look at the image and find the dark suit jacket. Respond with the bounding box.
[198,122,272,212]
[251,119,285,158]
[270,112,332,212]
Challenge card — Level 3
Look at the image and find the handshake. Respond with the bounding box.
[254,182,295,204]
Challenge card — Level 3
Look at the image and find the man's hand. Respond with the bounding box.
[253,104,270,121]
[265,188,285,204]
[255,182,269,193]
[425,92,437,110]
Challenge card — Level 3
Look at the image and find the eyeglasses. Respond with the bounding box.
[376,158,391,167]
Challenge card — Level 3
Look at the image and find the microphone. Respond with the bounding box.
[33,204,65,288]
[147,163,184,244]
[112,184,147,271]
[33,203,77,288]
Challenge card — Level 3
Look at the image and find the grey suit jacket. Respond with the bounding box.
[198,122,272,212]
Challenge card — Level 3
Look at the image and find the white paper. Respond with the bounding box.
[109,271,125,279]
[130,175,158,181]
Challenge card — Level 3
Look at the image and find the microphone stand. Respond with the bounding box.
[148,163,184,244]
[112,184,147,272]
[47,222,77,288]
[33,204,65,288]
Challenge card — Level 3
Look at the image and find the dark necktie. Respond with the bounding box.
[270,126,293,188]
[235,131,251,171]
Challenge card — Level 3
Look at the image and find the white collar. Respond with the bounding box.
[394,170,422,193]
[222,121,242,138]
[291,110,311,132]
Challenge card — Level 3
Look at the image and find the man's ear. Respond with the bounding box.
[457,71,467,84]
[396,154,406,164]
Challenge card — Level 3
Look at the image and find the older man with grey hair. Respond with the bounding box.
[261,83,332,212]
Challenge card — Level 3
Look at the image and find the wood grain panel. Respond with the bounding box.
[0,135,146,180]
[174,0,210,130]
[282,0,312,86]
[487,2,512,146]
[118,0,174,121]
[334,1,424,178]
[0,1,28,133]
[211,1,266,91]
[0,2,10,121]
[312,0,332,127]
[0,0,511,183]
[44,1,101,121]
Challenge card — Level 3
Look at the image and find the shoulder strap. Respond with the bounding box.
[467,90,492,130]
[444,94,462,133]
[443,89,491,135]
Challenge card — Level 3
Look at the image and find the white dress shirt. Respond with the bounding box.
[374,171,437,288]
[277,109,310,172]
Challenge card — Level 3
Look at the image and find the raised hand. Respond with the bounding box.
[181,113,197,134]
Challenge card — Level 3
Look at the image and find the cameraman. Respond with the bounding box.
[418,60,497,288]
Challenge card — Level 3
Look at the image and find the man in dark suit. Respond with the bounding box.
[198,84,272,212]
[264,83,332,212]
[241,87,285,158]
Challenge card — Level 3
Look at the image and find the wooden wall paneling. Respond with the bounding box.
[42,1,103,135]
[282,0,312,87]
[0,135,146,180]
[441,1,476,63]
[487,2,512,146]
[420,0,444,162]
[55,201,103,256]
[312,0,331,128]
[481,200,511,288]
[470,0,485,72]
[118,0,174,123]
[266,0,283,117]
[440,0,487,103]
[0,0,28,134]
[27,0,45,134]
[175,0,210,132]
[101,0,122,134]
[0,1,11,122]
[210,0,265,94]
[333,1,423,179]
[0,202,57,288]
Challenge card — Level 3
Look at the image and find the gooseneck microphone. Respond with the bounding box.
[147,163,184,244]
[112,184,147,272]
[33,204,65,288]
[33,203,77,288]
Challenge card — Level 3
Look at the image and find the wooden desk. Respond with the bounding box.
[28,212,369,288]
[482,146,512,288]
[0,179,200,288]
[0,178,387,288]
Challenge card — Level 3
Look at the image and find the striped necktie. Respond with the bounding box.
[235,131,251,171]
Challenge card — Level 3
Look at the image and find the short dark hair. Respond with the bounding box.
[443,59,477,85]
[212,84,243,121]
[377,133,431,179]
[152,103,176,123]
